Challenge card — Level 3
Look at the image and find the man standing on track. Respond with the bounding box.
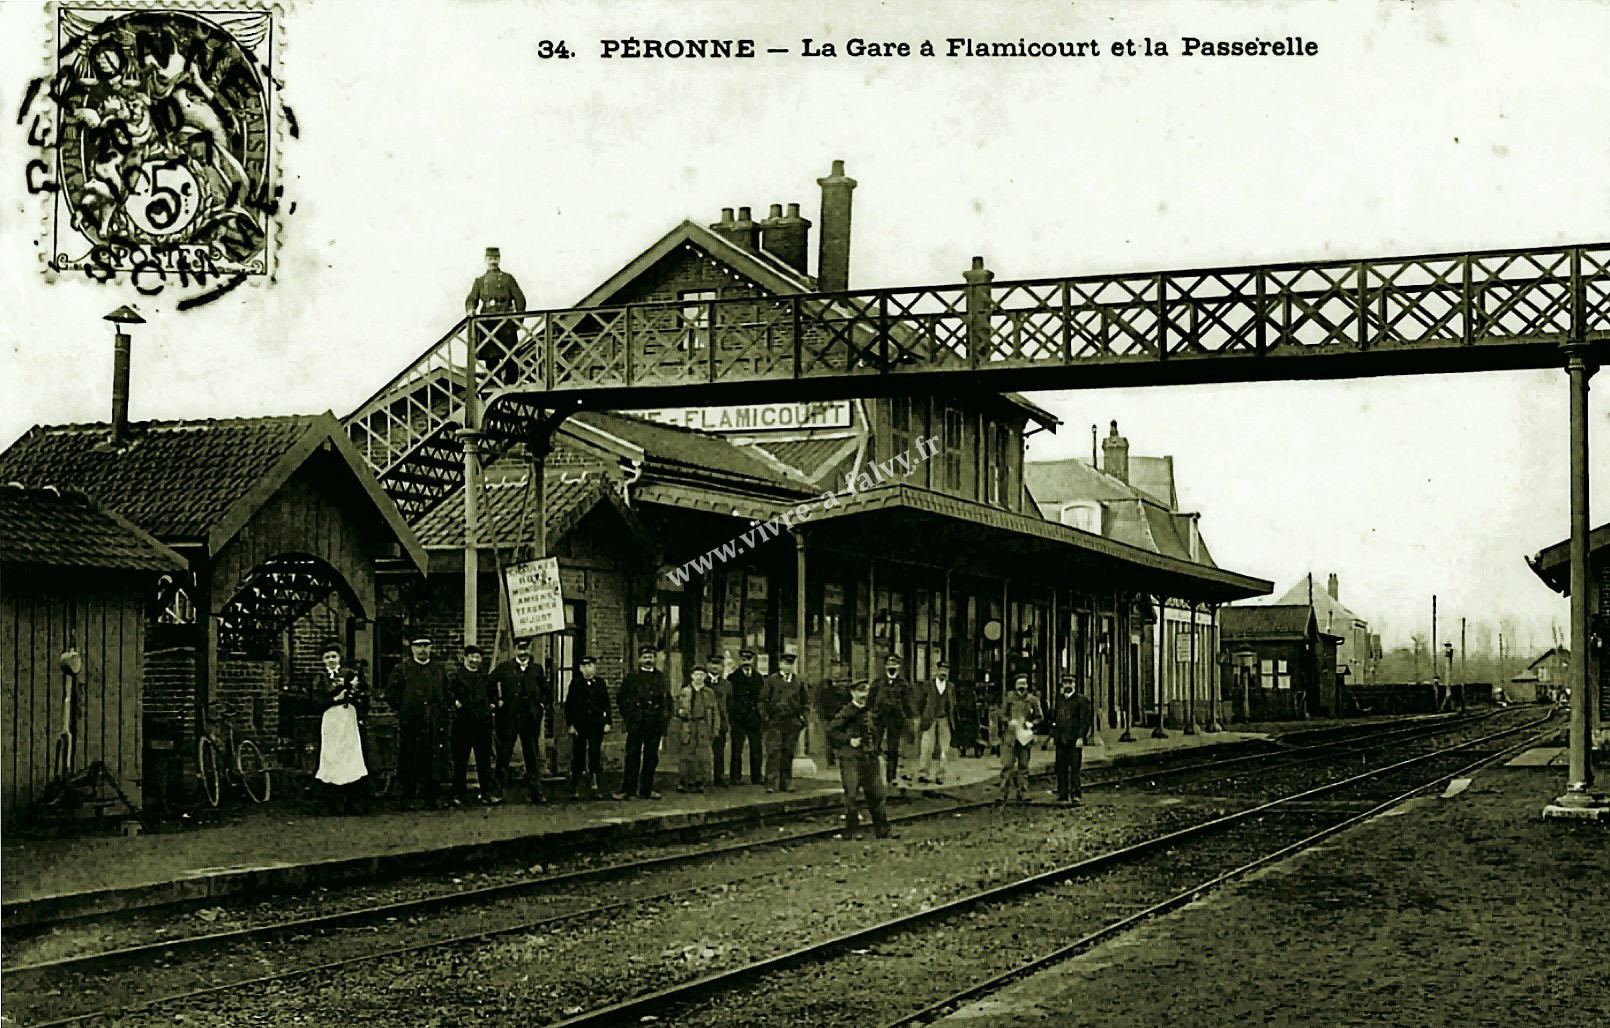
[1043,673,1095,805]
[870,654,913,787]
[761,651,810,792]
[615,645,670,800]
[490,636,548,804]
[564,655,612,799]
[386,633,450,811]
[828,679,896,840]
[726,648,765,786]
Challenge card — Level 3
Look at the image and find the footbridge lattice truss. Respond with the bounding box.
[347,243,1610,520]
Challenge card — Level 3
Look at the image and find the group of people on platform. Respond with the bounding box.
[301,635,1095,825]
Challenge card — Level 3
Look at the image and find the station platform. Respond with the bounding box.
[0,717,1397,930]
[934,746,1610,1026]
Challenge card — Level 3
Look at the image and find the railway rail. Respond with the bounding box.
[2,708,1546,1027]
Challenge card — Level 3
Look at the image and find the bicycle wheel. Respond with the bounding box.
[235,738,272,804]
[198,736,222,807]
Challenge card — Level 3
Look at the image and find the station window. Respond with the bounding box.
[678,290,715,354]
[942,407,963,492]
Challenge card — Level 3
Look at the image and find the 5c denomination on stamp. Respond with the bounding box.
[20,2,289,304]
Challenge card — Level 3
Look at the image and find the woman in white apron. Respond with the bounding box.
[314,640,368,814]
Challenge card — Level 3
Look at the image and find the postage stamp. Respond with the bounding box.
[20,2,287,303]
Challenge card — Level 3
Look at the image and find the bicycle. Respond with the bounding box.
[198,700,272,806]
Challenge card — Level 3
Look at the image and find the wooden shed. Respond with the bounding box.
[1,484,184,823]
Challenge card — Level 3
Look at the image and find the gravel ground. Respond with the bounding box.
[932,761,1608,1027]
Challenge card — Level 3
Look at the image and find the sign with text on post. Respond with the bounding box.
[505,557,566,637]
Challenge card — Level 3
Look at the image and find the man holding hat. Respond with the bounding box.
[760,651,810,792]
[491,636,549,804]
[563,655,612,799]
[386,632,451,810]
[726,648,765,786]
[615,645,670,800]
[448,645,501,806]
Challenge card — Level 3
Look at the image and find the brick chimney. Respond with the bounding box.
[761,202,811,275]
[709,206,758,250]
[1102,420,1129,484]
[815,159,856,292]
[1328,573,1339,600]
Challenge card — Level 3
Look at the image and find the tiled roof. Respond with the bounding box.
[413,469,615,548]
[747,437,858,484]
[572,411,811,493]
[0,416,319,542]
[1272,575,1367,630]
[0,483,185,572]
[1220,604,1314,639]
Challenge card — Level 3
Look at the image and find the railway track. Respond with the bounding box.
[3,708,1541,1027]
[548,708,1555,1027]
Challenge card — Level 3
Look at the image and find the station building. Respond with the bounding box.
[351,166,1273,764]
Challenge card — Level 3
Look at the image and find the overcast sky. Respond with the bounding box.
[2,0,1607,652]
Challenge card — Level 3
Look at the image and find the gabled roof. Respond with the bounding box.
[1024,457,1216,567]
[1527,646,1569,671]
[1272,575,1368,631]
[0,413,425,570]
[575,220,1058,430]
[0,483,185,573]
[1221,604,1316,640]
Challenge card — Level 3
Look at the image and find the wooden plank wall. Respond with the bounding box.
[2,567,145,821]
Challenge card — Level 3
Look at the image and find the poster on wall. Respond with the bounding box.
[504,557,565,637]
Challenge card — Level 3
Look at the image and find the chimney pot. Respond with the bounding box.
[786,202,801,218]
[768,203,783,219]
[761,199,812,274]
[1328,573,1339,600]
[720,207,734,223]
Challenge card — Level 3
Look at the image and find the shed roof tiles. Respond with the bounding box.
[0,484,184,572]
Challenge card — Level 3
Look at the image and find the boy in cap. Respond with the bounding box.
[490,636,548,804]
[386,632,450,810]
[615,645,669,800]
[726,648,765,786]
[760,651,809,792]
[563,655,612,798]
[827,680,895,839]
[448,644,501,806]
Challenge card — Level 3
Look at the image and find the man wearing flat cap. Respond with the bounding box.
[448,644,501,807]
[465,246,526,371]
[726,648,765,786]
[706,654,733,786]
[386,632,451,810]
[491,636,549,804]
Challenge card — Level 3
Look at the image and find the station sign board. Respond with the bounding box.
[505,557,565,637]
[640,401,852,433]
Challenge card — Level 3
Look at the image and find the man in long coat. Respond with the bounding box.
[760,652,810,792]
[448,645,501,806]
[869,654,913,786]
[1043,673,1096,805]
[705,654,732,786]
[490,636,548,804]
[726,648,766,785]
[615,645,670,800]
[464,246,526,371]
[386,633,450,810]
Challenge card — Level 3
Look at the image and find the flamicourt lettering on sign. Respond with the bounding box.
[640,401,852,433]
[505,557,565,637]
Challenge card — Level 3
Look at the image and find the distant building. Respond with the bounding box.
[1528,522,1607,735]
[1523,646,1572,705]
[1219,604,1343,719]
[1270,573,1374,687]
[1025,421,1234,729]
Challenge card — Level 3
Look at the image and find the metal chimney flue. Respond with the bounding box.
[103,305,145,444]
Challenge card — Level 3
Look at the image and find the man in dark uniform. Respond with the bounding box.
[448,645,501,807]
[869,654,913,787]
[827,679,895,840]
[705,655,732,786]
[614,646,670,800]
[490,636,548,804]
[564,655,612,799]
[1044,673,1096,805]
[726,648,765,786]
[760,651,810,792]
[464,246,527,376]
[386,633,450,810]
